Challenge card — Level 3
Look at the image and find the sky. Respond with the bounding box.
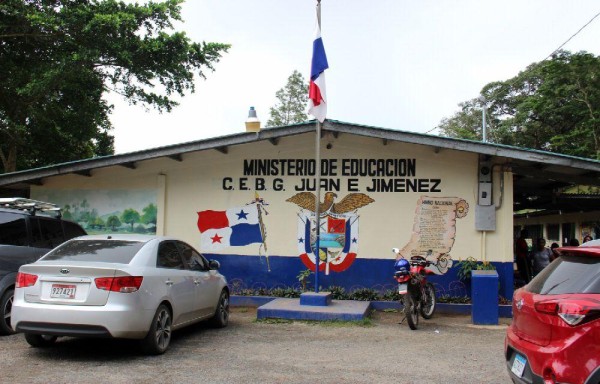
[108,0,600,154]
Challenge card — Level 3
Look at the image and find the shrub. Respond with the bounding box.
[349,288,379,301]
[297,269,313,291]
[326,286,349,300]
[438,295,471,304]
[379,289,401,302]
[456,257,496,282]
[270,287,301,298]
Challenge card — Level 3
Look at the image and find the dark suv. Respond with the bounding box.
[0,198,86,335]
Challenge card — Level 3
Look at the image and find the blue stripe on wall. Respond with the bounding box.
[208,254,514,300]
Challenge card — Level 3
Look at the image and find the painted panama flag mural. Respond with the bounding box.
[287,192,375,273]
[197,194,271,269]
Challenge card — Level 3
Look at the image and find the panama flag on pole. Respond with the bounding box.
[198,206,263,252]
[308,19,329,123]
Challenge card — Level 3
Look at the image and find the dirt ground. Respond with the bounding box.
[0,307,512,384]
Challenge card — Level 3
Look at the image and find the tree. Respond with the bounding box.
[121,208,141,231]
[438,51,600,159]
[106,215,121,231]
[266,70,309,127]
[0,0,229,173]
[142,203,157,228]
[91,217,105,231]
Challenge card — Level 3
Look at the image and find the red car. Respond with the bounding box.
[505,243,600,384]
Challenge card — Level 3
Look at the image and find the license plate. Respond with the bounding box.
[511,353,526,378]
[398,283,407,294]
[51,284,76,299]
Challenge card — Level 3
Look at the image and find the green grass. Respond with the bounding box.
[254,318,294,324]
[306,318,373,327]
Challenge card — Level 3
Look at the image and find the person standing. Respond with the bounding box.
[531,238,553,276]
[516,230,531,283]
[550,242,560,262]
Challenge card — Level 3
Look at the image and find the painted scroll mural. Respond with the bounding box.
[33,189,157,235]
[396,196,469,274]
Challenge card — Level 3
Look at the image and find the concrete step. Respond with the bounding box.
[257,298,371,321]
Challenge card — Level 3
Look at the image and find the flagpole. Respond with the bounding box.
[314,122,321,293]
[313,0,322,294]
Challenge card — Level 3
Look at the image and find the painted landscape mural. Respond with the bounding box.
[34,189,157,235]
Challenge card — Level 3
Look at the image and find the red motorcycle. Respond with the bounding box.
[393,248,437,330]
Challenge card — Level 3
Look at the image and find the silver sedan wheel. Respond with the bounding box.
[141,305,172,355]
[154,307,172,350]
[210,290,230,328]
[0,289,15,335]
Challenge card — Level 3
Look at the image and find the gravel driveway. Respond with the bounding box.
[0,307,512,384]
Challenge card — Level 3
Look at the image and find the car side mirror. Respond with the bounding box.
[209,260,220,270]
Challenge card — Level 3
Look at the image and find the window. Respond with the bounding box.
[177,241,208,271]
[562,223,576,246]
[157,241,184,269]
[527,254,600,294]
[0,212,28,246]
[42,240,144,263]
[63,221,86,240]
[546,224,560,243]
[524,225,543,242]
[30,218,64,249]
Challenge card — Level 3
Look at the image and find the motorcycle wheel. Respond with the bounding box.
[405,294,419,330]
[420,282,436,319]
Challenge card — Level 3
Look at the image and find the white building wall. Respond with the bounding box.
[32,132,514,264]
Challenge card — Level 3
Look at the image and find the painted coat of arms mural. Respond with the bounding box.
[286,192,374,273]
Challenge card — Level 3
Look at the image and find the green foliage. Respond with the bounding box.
[437,295,471,304]
[269,287,301,298]
[120,208,140,230]
[326,286,349,300]
[255,318,293,324]
[266,70,309,127]
[379,289,401,302]
[141,203,157,227]
[296,269,313,291]
[133,224,147,234]
[348,288,379,301]
[438,50,600,160]
[237,289,258,296]
[307,318,373,327]
[232,284,510,304]
[106,215,121,231]
[456,257,496,282]
[0,0,229,173]
[88,217,105,231]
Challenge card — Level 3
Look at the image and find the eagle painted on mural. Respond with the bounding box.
[286,192,374,214]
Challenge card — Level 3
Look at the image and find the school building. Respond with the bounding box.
[1,119,599,301]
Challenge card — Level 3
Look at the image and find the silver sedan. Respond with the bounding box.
[12,234,229,354]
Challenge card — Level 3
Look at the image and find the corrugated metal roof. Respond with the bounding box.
[1,119,600,213]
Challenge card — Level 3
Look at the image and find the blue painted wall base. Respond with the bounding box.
[209,254,514,300]
[231,296,514,318]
